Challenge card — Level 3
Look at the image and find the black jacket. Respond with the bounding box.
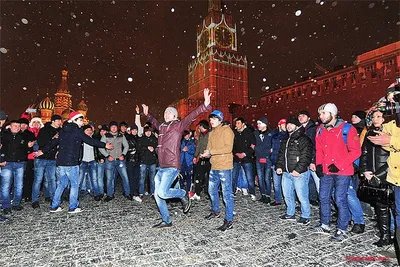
[126,134,140,164]
[37,122,60,160]
[138,134,158,165]
[359,128,390,180]
[303,120,317,163]
[1,130,31,162]
[93,132,106,162]
[254,129,273,162]
[44,122,106,166]
[276,127,312,174]
[233,126,256,163]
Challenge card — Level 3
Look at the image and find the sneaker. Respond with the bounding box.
[181,193,192,214]
[0,215,8,222]
[270,201,281,206]
[94,195,102,201]
[217,219,233,231]
[32,201,40,209]
[330,229,347,242]
[205,211,221,220]
[68,207,83,214]
[280,214,296,221]
[250,194,257,201]
[297,217,311,225]
[242,189,248,196]
[104,196,114,202]
[152,221,172,229]
[310,200,320,207]
[2,208,11,215]
[144,191,149,196]
[132,196,143,203]
[351,224,365,234]
[188,191,195,200]
[11,205,23,211]
[235,188,242,194]
[49,207,63,213]
[193,193,201,201]
[313,224,331,234]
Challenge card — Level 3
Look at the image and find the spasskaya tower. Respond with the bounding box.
[173,0,248,123]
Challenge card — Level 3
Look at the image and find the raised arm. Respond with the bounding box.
[135,105,144,137]
[143,104,161,130]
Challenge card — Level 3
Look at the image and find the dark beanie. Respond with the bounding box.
[119,121,128,127]
[352,110,366,120]
[109,121,118,127]
[51,114,62,121]
[131,124,138,130]
[286,117,301,127]
[101,124,109,131]
[298,110,310,118]
[82,124,92,131]
[18,118,29,125]
[257,117,268,126]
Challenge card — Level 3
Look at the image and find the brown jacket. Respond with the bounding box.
[208,124,234,170]
[147,103,212,169]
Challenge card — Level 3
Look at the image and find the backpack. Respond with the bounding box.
[317,123,360,167]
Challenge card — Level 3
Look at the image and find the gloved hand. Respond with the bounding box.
[316,164,324,178]
[328,164,340,173]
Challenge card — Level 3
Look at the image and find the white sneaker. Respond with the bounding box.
[50,207,63,213]
[235,188,242,194]
[133,196,142,203]
[193,194,201,201]
[68,207,83,214]
[250,194,256,201]
[242,189,248,196]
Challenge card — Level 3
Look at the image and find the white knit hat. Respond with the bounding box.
[164,107,178,119]
[29,117,44,128]
[318,103,338,116]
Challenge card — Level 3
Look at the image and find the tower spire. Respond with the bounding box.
[208,0,221,12]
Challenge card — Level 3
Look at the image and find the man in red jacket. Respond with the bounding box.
[313,103,361,242]
[142,88,212,229]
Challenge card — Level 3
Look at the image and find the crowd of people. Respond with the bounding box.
[1,83,400,258]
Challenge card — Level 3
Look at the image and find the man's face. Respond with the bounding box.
[298,114,309,124]
[131,129,138,136]
[84,128,93,136]
[286,123,297,133]
[278,123,286,131]
[257,122,266,131]
[235,120,244,130]
[52,119,62,128]
[145,130,151,137]
[120,125,127,133]
[372,111,384,127]
[100,129,107,136]
[198,125,206,133]
[184,133,190,140]
[31,120,41,129]
[319,111,333,125]
[351,115,361,125]
[20,123,28,131]
[164,110,175,122]
[110,125,118,133]
[10,122,21,133]
[75,117,84,127]
[210,117,221,128]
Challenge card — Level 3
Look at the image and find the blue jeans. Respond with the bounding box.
[232,162,255,195]
[180,169,193,192]
[256,161,272,196]
[154,168,185,223]
[97,162,105,195]
[347,178,365,224]
[1,162,25,209]
[320,175,350,231]
[308,169,319,202]
[32,159,56,202]
[271,165,282,202]
[105,160,130,197]
[51,166,80,210]
[79,161,98,195]
[209,169,234,221]
[139,163,156,195]
[282,171,310,218]
[237,168,248,189]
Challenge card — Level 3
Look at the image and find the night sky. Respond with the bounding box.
[0,0,398,125]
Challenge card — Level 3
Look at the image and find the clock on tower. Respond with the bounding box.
[199,30,210,52]
[214,26,233,48]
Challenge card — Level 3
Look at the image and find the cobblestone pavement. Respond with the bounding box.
[0,187,398,267]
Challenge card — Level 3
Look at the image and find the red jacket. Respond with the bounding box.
[315,120,361,176]
[147,103,212,169]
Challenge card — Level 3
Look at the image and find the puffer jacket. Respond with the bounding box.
[276,127,312,174]
[147,103,212,169]
[126,134,140,164]
[359,127,389,177]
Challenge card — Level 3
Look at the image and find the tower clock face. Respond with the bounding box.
[215,26,233,48]
[200,30,210,52]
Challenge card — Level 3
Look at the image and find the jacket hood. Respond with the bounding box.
[63,122,78,133]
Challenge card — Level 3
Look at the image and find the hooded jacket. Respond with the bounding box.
[146,103,211,169]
